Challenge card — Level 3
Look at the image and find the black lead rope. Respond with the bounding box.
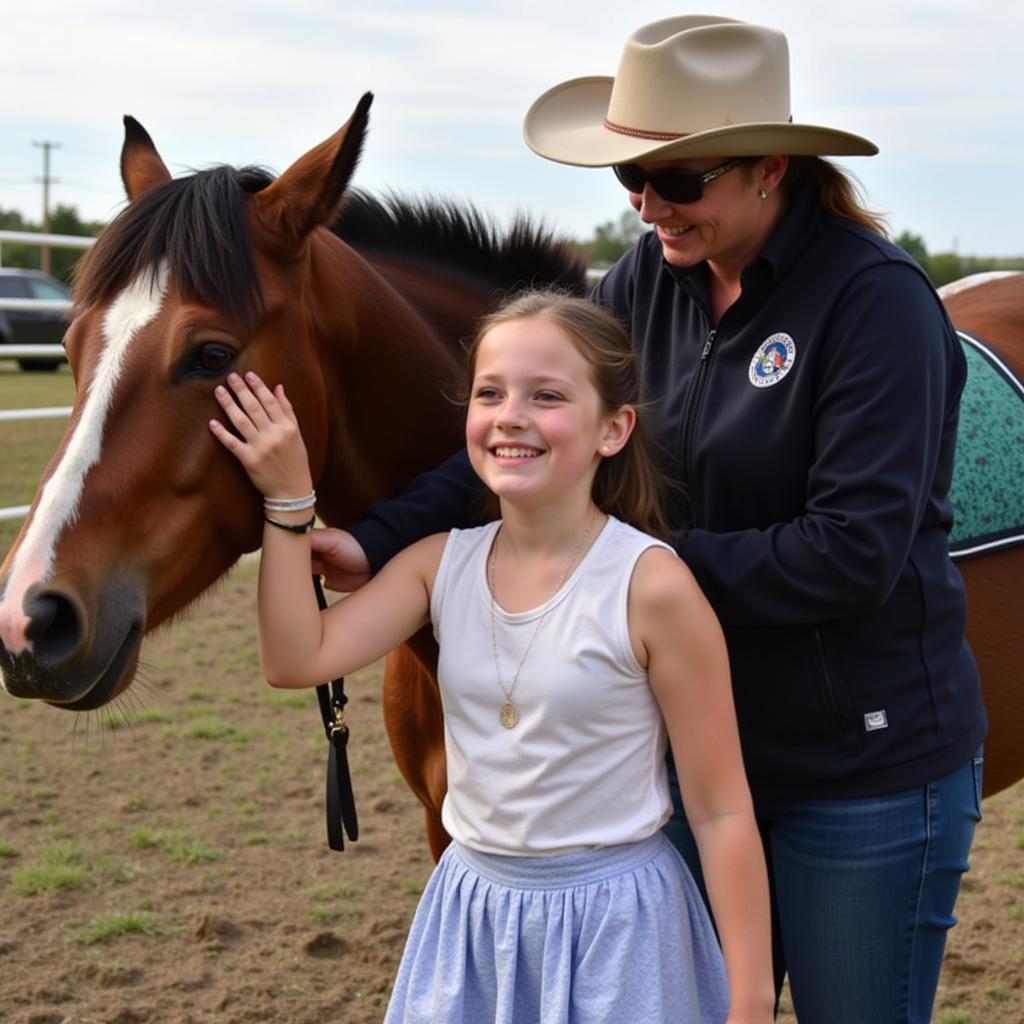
[313,575,359,851]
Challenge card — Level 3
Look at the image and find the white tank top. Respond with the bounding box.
[430,516,674,856]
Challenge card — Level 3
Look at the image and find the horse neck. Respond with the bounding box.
[304,234,469,526]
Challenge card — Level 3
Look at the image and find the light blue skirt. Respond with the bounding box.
[383,831,729,1024]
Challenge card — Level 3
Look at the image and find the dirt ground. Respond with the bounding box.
[1,559,1021,1024]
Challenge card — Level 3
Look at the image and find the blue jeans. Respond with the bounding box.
[664,751,984,1024]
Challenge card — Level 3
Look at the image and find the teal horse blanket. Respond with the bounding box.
[949,330,1024,560]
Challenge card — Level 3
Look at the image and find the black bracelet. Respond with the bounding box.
[264,514,316,535]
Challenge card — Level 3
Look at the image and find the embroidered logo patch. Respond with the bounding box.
[749,333,796,388]
[864,710,889,732]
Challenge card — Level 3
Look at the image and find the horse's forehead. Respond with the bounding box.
[2,266,170,619]
[100,265,169,350]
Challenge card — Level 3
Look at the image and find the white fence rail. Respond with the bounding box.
[0,504,33,523]
[0,298,72,313]
[1,405,71,423]
[0,229,95,263]
[1,345,68,359]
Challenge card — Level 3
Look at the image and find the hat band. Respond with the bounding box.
[603,118,685,141]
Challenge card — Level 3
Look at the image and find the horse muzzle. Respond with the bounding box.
[0,573,145,709]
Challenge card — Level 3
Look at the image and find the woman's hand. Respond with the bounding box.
[209,371,313,499]
[310,529,372,592]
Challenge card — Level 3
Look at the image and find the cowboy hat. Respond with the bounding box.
[523,15,877,166]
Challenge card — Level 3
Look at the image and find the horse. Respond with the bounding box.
[0,95,585,858]
[0,98,1020,858]
[938,271,1024,798]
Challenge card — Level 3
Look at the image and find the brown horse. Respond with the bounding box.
[0,95,584,857]
[939,271,1024,799]
[0,100,1020,859]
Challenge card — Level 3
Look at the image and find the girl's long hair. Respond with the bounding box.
[465,289,670,539]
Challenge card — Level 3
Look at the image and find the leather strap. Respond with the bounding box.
[313,576,359,851]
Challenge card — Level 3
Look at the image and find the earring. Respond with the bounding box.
[758,188,768,200]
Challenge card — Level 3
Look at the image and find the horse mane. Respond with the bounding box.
[333,191,588,296]
[74,165,274,324]
[74,169,588,322]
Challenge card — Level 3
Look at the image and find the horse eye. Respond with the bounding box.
[194,343,236,374]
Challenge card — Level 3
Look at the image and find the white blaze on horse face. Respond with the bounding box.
[0,264,168,664]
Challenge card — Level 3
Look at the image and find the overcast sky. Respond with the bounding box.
[3,1,1022,256]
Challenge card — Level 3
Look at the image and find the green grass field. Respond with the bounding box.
[0,362,75,556]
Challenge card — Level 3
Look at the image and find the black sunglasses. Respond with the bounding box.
[612,157,754,204]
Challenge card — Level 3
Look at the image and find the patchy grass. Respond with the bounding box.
[257,690,310,711]
[308,883,356,902]
[310,906,335,925]
[231,797,260,817]
[71,910,165,945]
[10,839,90,896]
[126,826,222,864]
[0,365,74,408]
[158,829,223,865]
[185,718,237,741]
[129,828,160,851]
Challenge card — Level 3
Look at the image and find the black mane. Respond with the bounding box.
[333,191,587,296]
[75,167,587,321]
[75,165,273,324]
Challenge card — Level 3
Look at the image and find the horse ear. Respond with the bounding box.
[253,92,373,247]
[121,116,172,201]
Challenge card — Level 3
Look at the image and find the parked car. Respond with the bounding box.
[0,268,70,371]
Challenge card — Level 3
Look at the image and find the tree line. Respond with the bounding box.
[2,204,1020,291]
[584,210,1024,288]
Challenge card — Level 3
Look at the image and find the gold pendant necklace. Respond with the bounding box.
[488,511,597,730]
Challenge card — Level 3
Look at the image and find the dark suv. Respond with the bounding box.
[0,268,70,371]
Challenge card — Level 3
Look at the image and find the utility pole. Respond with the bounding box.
[32,139,62,274]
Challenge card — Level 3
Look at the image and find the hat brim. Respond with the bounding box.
[523,76,878,166]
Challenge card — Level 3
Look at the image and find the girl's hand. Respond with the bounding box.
[209,371,313,498]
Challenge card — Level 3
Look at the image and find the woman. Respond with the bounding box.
[314,16,986,1024]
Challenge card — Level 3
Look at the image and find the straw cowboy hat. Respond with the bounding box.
[523,15,877,166]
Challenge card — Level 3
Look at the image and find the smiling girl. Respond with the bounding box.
[209,289,772,1024]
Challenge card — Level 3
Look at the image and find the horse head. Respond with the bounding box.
[0,96,378,710]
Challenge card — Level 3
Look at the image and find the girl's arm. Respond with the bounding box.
[631,548,775,1024]
[258,529,442,688]
[209,371,439,688]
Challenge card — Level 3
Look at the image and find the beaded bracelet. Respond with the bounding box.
[263,491,316,513]
[264,514,316,535]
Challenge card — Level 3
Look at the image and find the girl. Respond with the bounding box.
[209,290,773,1024]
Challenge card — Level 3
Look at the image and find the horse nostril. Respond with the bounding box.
[24,590,84,668]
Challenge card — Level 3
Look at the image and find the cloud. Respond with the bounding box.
[2,0,1022,253]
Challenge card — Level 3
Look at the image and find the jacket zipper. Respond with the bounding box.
[679,327,717,504]
[814,627,850,731]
